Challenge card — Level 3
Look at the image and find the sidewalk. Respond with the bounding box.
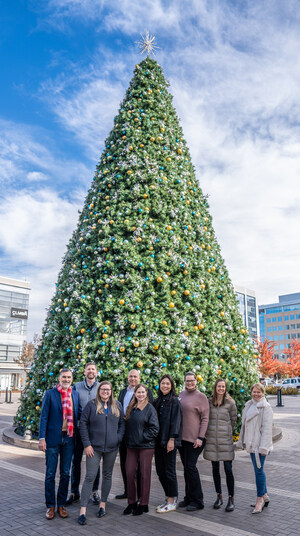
[1,393,300,536]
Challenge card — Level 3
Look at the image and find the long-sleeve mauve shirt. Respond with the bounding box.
[179,389,209,442]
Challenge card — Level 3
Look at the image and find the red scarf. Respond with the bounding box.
[57,384,74,437]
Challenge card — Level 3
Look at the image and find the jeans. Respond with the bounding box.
[70,429,100,494]
[211,461,234,497]
[178,439,205,506]
[45,433,74,507]
[80,449,118,507]
[155,445,178,498]
[250,453,267,497]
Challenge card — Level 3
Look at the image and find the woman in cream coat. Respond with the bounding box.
[236,383,273,514]
[203,379,237,512]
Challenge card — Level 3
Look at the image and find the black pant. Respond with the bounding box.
[70,430,100,495]
[179,440,205,506]
[155,445,178,498]
[211,461,234,497]
[119,439,141,497]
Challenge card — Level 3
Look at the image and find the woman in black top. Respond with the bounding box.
[123,383,159,516]
[154,374,182,513]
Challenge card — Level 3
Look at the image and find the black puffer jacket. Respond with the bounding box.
[125,403,159,449]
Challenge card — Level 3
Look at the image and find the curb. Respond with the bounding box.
[2,427,39,451]
[3,425,283,450]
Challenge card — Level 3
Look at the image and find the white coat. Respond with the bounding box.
[236,396,273,468]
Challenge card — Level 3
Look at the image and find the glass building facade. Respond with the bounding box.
[234,286,259,339]
[259,293,300,359]
[0,276,30,389]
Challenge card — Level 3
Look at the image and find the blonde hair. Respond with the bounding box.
[125,383,149,420]
[251,383,265,395]
[95,381,120,417]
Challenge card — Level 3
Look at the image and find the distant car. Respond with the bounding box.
[262,378,275,387]
[278,378,300,390]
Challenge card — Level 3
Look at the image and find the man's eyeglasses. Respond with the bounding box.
[185,379,196,383]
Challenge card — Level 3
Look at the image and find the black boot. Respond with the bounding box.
[225,496,234,512]
[213,494,223,509]
[123,503,137,515]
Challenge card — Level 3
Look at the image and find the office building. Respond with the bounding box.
[0,276,30,390]
[259,292,300,359]
[234,285,259,339]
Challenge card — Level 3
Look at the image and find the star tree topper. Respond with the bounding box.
[136,31,159,56]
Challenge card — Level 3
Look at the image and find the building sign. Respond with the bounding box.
[11,307,28,320]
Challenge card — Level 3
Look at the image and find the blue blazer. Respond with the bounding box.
[39,387,82,448]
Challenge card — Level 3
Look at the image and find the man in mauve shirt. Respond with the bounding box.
[178,371,209,511]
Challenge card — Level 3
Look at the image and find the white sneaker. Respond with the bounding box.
[156,502,177,513]
[156,498,168,511]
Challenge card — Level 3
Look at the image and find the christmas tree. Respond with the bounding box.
[15,40,258,437]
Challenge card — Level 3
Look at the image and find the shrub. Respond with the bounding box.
[265,386,298,395]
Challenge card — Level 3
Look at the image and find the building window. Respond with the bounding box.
[279,335,284,340]
[273,336,278,341]
[285,315,289,321]
[286,334,291,340]
[278,326,283,331]
[278,316,282,322]
[267,327,272,333]
[297,324,300,329]
[267,318,271,324]
[290,315,295,320]
[273,326,277,332]
[286,325,290,330]
[298,333,300,338]
[272,317,277,322]
[296,314,300,319]
[291,324,296,329]
[0,345,21,362]
[279,344,285,350]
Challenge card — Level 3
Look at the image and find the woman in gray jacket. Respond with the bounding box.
[203,379,237,512]
[77,381,125,525]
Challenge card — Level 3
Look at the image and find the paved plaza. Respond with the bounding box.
[0,392,299,536]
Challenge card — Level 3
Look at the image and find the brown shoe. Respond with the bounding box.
[57,506,68,518]
[46,507,55,520]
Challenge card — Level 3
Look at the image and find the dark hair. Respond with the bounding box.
[95,381,120,417]
[154,374,177,409]
[211,378,232,406]
[125,383,149,420]
[85,361,97,370]
[185,371,196,380]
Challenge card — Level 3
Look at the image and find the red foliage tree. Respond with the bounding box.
[284,338,300,377]
[255,338,279,377]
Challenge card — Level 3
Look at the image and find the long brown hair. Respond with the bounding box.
[125,383,149,420]
[95,381,120,417]
[211,378,232,407]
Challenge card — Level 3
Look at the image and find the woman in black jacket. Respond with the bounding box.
[154,374,182,513]
[77,381,125,525]
[123,383,159,516]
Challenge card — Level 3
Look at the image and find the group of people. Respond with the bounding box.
[38,362,273,525]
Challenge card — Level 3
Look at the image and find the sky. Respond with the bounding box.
[1,0,300,340]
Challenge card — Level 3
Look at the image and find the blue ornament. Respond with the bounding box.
[49,372,53,376]
[101,341,105,346]
[155,385,159,390]
[186,356,190,361]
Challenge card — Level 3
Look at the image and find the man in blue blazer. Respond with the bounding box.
[39,368,81,520]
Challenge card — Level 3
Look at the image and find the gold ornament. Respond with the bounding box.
[119,299,125,305]
[102,334,108,339]
[137,361,143,368]
[184,290,190,296]
[183,269,188,275]
[196,375,203,382]
[120,347,125,353]
[80,328,85,334]
[157,277,163,283]
[133,341,140,348]
[131,324,136,329]
[171,290,176,295]
[169,302,175,308]
[105,320,110,325]
[98,289,102,294]
[198,323,204,330]
[162,320,168,326]
[220,311,225,317]
[36,406,41,411]
[153,344,159,350]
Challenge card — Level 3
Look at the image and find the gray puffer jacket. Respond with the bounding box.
[203,396,237,462]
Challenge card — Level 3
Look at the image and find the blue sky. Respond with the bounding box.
[1,0,300,339]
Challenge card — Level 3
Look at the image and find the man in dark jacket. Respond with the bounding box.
[66,362,100,506]
[115,369,154,499]
[39,368,81,520]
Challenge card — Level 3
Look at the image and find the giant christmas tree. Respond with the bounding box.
[15,46,258,437]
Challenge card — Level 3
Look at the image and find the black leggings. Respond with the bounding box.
[211,461,234,497]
